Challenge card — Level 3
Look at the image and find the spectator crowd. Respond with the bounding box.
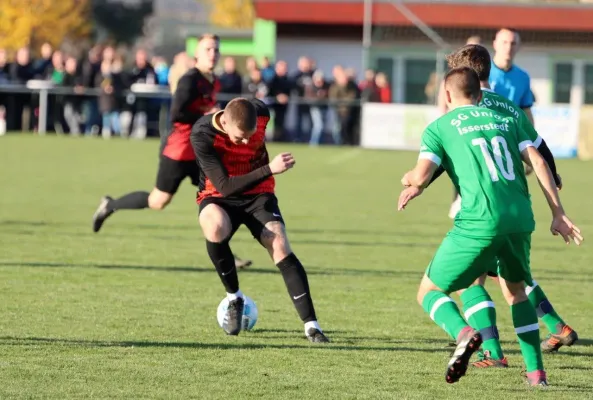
[0,42,393,145]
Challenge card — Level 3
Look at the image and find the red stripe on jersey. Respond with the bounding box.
[162,123,195,160]
[163,77,220,161]
[197,117,275,202]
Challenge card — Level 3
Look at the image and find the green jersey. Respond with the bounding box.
[479,88,542,147]
[420,105,535,237]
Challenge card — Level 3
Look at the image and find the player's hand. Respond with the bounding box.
[401,171,413,187]
[398,186,423,211]
[269,152,295,174]
[550,214,583,245]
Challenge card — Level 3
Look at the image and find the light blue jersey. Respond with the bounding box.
[489,63,534,109]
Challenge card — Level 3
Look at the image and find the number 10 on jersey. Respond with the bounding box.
[472,136,516,182]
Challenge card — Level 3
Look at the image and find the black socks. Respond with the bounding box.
[206,243,317,324]
[207,239,239,293]
[109,191,150,211]
[277,253,317,323]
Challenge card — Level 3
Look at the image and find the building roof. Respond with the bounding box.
[254,0,593,31]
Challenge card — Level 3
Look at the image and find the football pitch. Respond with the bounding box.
[0,135,591,399]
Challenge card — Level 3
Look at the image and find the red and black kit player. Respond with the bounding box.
[91,34,251,268]
[191,97,329,342]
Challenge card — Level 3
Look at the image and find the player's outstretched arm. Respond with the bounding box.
[403,159,440,189]
[521,146,583,245]
[398,159,438,210]
[192,136,273,197]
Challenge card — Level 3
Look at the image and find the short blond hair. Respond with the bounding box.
[199,33,220,43]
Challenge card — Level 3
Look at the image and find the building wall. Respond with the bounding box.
[276,38,365,81]
[277,33,593,107]
[516,51,550,105]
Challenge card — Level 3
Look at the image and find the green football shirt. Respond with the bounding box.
[420,105,536,237]
[479,88,542,147]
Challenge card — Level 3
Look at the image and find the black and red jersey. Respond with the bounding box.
[190,98,275,203]
[162,68,220,161]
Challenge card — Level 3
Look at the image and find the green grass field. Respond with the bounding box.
[0,135,591,399]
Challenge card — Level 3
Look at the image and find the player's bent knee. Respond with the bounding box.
[502,290,528,306]
[199,204,232,242]
[499,279,528,305]
[417,274,438,306]
[148,189,172,210]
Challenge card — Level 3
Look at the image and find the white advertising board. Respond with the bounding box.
[361,103,579,159]
[532,105,579,159]
[360,103,440,151]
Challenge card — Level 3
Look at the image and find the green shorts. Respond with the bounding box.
[426,230,533,293]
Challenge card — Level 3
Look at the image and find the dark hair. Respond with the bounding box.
[446,44,491,81]
[225,98,257,132]
[444,67,481,100]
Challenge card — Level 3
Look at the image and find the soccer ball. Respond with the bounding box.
[216,295,258,331]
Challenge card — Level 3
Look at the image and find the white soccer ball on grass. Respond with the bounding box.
[217,295,258,331]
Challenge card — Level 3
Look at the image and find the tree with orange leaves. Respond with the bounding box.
[0,0,91,53]
[206,0,255,29]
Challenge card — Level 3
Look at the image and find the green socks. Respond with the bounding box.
[422,291,468,341]
[460,286,504,360]
[511,300,544,372]
[526,280,566,334]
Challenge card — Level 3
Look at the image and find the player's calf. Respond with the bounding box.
[458,278,506,365]
[200,204,242,335]
[419,278,480,383]
[260,222,328,343]
[418,275,472,347]
[499,277,546,379]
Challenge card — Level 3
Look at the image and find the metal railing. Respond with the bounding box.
[0,82,364,139]
[0,81,174,134]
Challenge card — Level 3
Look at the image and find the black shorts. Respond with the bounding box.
[155,155,200,194]
[199,193,284,241]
